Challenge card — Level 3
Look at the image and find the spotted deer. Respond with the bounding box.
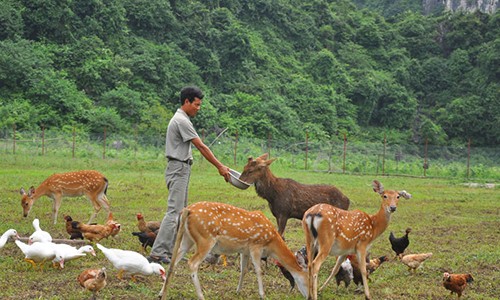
[159,201,309,300]
[20,170,111,224]
[302,180,411,300]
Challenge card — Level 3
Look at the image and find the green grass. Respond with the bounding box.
[0,153,498,299]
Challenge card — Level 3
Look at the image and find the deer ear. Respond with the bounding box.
[398,190,412,199]
[266,157,277,166]
[257,153,269,160]
[28,186,36,196]
[372,180,384,194]
[20,187,26,195]
[247,156,254,163]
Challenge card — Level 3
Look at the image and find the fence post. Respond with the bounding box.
[305,130,309,170]
[328,140,333,173]
[234,130,238,166]
[343,133,347,174]
[72,126,76,159]
[267,131,272,158]
[134,125,138,159]
[423,138,428,177]
[103,127,107,160]
[13,124,16,155]
[382,134,386,175]
[41,125,45,156]
[466,138,471,179]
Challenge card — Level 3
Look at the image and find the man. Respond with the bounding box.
[148,86,230,264]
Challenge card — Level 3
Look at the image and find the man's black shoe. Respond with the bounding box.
[147,255,171,264]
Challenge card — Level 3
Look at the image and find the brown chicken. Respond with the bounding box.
[63,215,83,240]
[366,255,389,275]
[443,272,473,299]
[78,267,107,299]
[71,213,120,242]
[136,213,160,233]
[105,213,121,237]
[348,254,388,287]
[400,252,433,273]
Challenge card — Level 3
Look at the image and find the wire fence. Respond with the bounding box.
[1,126,498,181]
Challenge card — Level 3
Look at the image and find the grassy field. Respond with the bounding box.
[0,154,498,299]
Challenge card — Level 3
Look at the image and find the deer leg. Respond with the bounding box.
[357,251,371,300]
[188,240,215,300]
[52,194,63,224]
[310,250,330,300]
[249,248,265,299]
[87,197,101,224]
[319,254,347,292]
[236,253,249,293]
[277,217,288,238]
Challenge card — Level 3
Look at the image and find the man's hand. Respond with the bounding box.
[218,165,230,182]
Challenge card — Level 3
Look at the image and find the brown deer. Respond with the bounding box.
[20,170,111,224]
[239,153,350,237]
[159,201,309,300]
[302,180,411,300]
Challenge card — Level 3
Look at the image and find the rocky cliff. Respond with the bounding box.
[423,0,498,14]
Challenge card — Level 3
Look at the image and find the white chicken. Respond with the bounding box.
[28,218,52,244]
[15,240,64,270]
[0,229,20,249]
[51,244,96,268]
[96,243,166,281]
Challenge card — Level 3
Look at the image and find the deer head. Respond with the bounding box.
[239,153,277,184]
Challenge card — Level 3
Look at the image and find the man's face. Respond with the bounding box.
[182,97,202,117]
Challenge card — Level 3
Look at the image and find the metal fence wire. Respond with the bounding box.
[1,127,498,181]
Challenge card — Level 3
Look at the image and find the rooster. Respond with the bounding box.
[443,272,473,299]
[389,228,411,258]
[78,267,107,299]
[63,215,83,240]
[136,213,160,233]
[366,255,389,275]
[400,252,433,273]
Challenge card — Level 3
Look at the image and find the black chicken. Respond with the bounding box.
[389,228,412,258]
[132,230,157,253]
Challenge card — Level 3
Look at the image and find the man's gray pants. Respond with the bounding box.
[150,160,191,258]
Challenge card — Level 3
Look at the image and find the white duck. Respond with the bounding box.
[15,240,64,270]
[51,244,96,268]
[28,218,52,244]
[96,243,166,281]
[0,229,20,249]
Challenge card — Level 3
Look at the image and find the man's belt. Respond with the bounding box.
[167,157,193,165]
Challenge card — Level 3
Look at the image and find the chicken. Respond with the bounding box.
[400,252,433,273]
[366,255,389,275]
[78,267,107,299]
[335,258,354,288]
[71,218,120,243]
[63,215,84,240]
[1,229,20,249]
[131,230,158,253]
[28,218,52,244]
[389,228,411,257]
[96,243,166,282]
[348,254,370,287]
[105,213,121,237]
[136,213,160,233]
[443,272,473,299]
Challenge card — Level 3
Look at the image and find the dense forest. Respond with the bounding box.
[0,0,498,146]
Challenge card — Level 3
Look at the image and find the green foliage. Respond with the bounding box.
[0,0,497,146]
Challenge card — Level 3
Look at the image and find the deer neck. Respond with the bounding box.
[369,205,392,240]
[269,235,304,274]
[254,169,279,201]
